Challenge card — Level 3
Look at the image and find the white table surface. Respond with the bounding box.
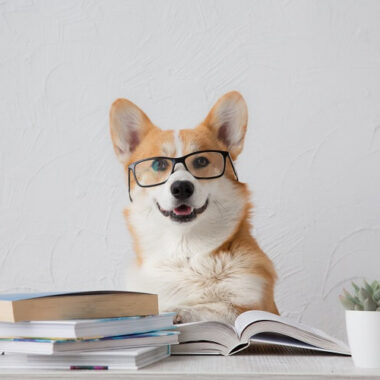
[0,345,379,379]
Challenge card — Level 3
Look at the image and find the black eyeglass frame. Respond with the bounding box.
[127,150,239,202]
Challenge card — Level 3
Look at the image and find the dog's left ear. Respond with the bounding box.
[204,91,248,159]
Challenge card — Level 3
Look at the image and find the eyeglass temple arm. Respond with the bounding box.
[227,153,239,181]
[128,168,133,202]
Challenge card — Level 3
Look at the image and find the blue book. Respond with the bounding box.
[0,313,175,339]
[0,291,158,322]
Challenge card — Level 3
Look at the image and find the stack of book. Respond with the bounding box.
[0,291,178,370]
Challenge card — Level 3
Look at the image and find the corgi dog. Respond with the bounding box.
[110,91,278,323]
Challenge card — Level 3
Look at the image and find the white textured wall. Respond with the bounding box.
[1,0,380,340]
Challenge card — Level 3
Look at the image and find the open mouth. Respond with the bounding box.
[156,199,208,223]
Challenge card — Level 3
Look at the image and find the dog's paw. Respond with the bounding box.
[173,309,193,324]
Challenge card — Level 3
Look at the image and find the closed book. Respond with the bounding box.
[0,346,171,369]
[0,313,174,339]
[0,291,158,322]
[0,331,179,355]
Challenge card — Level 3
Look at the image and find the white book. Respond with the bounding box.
[0,330,179,355]
[0,346,170,370]
[172,310,350,356]
[0,313,174,339]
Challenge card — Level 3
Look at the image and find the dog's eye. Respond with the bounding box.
[151,159,168,172]
[192,156,209,169]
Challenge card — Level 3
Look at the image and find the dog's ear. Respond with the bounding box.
[204,91,248,159]
[110,98,155,164]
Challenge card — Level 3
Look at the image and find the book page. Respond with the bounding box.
[250,333,347,354]
[234,310,349,354]
[235,310,338,342]
[175,320,239,350]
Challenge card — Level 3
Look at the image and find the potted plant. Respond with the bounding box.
[340,280,380,368]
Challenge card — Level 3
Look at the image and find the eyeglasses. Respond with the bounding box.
[127,150,238,201]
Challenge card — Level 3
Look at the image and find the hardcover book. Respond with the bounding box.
[0,291,158,322]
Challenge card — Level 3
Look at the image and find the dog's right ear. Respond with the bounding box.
[110,98,155,164]
[204,91,248,160]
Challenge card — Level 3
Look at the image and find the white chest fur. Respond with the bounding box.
[126,245,265,316]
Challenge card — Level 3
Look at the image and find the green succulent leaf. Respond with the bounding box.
[363,297,377,311]
[352,282,360,292]
[343,289,360,305]
[339,295,355,310]
[374,289,380,302]
[359,288,370,303]
[354,295,362,305]
[364,280,374,296]
[343,290,362,307]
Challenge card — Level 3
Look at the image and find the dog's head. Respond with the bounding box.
[110,92,249,234]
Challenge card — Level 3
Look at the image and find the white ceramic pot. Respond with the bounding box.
[346,310,380,368]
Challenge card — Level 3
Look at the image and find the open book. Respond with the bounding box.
[172,310,350,356]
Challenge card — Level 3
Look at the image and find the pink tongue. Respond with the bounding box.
[173,205,193,216]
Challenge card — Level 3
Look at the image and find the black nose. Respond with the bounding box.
[170,181,194,200]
